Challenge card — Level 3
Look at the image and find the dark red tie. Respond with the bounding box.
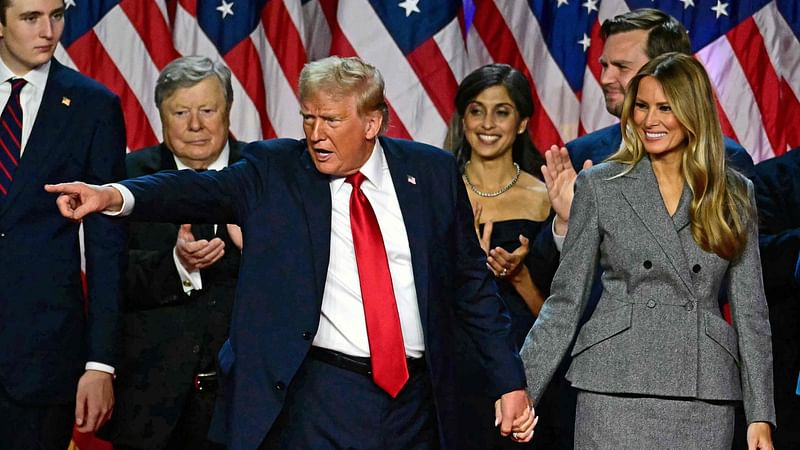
[0,78,26,197]
[346,172,408,397]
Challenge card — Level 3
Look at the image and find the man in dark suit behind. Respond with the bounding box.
[751,147,800,449]
[0,0,126,448]
[529,9,755,450]
[105,56,242,450]
[47,56,536,450]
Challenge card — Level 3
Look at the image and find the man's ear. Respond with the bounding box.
[364,110,383,140]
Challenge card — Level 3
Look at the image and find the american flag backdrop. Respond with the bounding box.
[55,0,800,165]
[60,0,797,447]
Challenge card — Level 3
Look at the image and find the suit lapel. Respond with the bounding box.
[2,61,71,213]
[381,138,431,325]
[620,157,695,296]
[294,147,333,304]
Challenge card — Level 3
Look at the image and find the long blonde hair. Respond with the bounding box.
[609,53,753,260]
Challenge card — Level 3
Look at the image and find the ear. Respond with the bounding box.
[364,110,383,140]
[517,118,529,135]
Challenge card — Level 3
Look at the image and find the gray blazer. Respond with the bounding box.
[520,156,776,426]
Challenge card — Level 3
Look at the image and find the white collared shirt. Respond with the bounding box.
[312,141,425,358]
[171,143,231,293]
[0,59,50,155]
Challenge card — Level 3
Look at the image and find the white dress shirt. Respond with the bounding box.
[171,143,231,293]
[312,141,425,358]
[0,59,50,155]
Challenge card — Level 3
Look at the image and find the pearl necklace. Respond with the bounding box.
[463,161,521,198]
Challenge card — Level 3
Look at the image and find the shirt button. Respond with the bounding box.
[302,331,312,340]
[643,260,652,269]
[685,301,695,312]
[275,382,285,391]
[647,299,656,308]
[192,344,200,354]
[692,264,701,273]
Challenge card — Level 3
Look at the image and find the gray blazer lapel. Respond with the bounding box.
[620,157,695,296]
[295,150,333,305]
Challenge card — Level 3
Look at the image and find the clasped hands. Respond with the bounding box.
[495,389,538,443]
[175,223,243,271]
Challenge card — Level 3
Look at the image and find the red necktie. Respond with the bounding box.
[0,78,26,197]
[346,172,408,398]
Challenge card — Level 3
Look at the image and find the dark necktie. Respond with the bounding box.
[345,172,408,398]
[0,78,27,197]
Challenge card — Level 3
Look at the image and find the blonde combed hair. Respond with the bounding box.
[609,53,753,260]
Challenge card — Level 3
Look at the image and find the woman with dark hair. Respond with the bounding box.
[521,53,774,449]
[446,63,553,449]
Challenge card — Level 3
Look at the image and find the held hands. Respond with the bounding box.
[540,145,592,235]
[746,422,774,450]
[74,370,114,433]
[176,224,226,271]
[44,182,123,221]
[494,389,537,443]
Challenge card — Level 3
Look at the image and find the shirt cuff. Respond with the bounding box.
[100,183,134,216]
[551,219,566,252]
[85,362,115,375]
[174,247,203,293]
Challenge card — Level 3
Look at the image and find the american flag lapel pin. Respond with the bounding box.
[61,97,71,106]
[407,175,416,185]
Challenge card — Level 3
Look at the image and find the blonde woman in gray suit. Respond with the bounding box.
[520,52,775,449]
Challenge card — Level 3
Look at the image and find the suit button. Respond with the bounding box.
[643,260,652,269]
[208,299,217,306]
[192,344,200,354]
[685,301,695,312]
[275,382,285,391]
[647,299,656,308]
[302,331,312,340]
[0,232,4,238]
[692,264,701,273]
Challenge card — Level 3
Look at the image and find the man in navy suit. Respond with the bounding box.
[530,9,755,450]
[0,0,126,448]
[47,56,534,450]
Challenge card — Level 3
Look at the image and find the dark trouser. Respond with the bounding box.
[260,353,438,450]
[0,385,73,450]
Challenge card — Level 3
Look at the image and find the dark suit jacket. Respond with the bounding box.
[107,141,242,448]
[0,59,127,403]
[752,148,800,446]
[121,136,526,450]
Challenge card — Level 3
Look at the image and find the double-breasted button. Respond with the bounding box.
[685,301,695,312]
[192,344,200,354]
[643,260,652,269]
[692,264,701,273]
[647,299,656,308]
[275,382,286,391]
[302,331,313,340]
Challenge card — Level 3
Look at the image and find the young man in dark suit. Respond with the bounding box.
[47,56,535,450]
[105,56,242,450]
[0,0,126,448]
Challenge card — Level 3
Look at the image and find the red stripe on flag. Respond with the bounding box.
[224,39,276,139]
[65,32,159,149]
[262,0,306,95]
[406,38,458,123]
[727,18,785,155]
[586,21,603,84]
[177,0,197,17]
[320,0,412,140]
[119,0,180,69]
[716,97,740,147]
[471,1,563,149]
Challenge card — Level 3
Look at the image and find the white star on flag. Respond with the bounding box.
[578,33,591,52]
[217,0,234,19]
[398,0,421,17]
[556,0,569,7]
[711,1,729,19]
[680,0,695,9]
[65,0,76,9]
[581,0,598,14]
